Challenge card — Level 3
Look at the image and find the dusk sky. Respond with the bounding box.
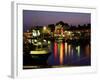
[23,10,91,31]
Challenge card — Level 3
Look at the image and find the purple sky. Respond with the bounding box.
[23,10,91,31]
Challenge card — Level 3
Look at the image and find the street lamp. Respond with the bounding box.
[43,26,46,31]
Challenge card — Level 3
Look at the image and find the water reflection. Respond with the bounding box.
[85,44,90,57]
[65,42,68,56]
[76,46,80,57]
[68,44,71,57]
[60,43,64,65]
[48,41,90,66]
[54,42,58,60]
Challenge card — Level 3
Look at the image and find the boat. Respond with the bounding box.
[23,29,51,66]
[29,39,51,65]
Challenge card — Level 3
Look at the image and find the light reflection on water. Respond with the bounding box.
[65,42,68,56]
[54,42,58,60]
[76,45,80,57]
[48,41,90,66]
[60,43,64,65]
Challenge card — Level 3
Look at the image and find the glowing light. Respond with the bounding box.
[34,39,37,42]
[30,50,48,54]
[43,26,46,30]
[65,42,68,56]
[68,44,71,56]
[76,46,80,57]
[48,41,51,44]
[54,42,58,60]
[85,44,90,57]
[43,39,46,42]
[32,30,37,37]
[62,34,65,37]
[68,31,71,35]
[60,43,64,65]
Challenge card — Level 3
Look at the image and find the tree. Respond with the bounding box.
[56,21,65,26]
[48,24,55,32]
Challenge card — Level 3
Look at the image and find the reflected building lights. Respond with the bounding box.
[65,42,68,56]
[58,43,60,55]
[54,42,58,60]
[60,43,64,65]
[68,44,71,56]
[76,46,80,57]
[85,44,90,57]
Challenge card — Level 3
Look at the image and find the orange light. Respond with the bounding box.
[54,42,58,60]
[68,45,71,56]
[60,43,64,65]
[85,44,90,57]
[65,42,68,56]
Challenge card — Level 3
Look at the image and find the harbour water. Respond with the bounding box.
[47,41,91,67]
